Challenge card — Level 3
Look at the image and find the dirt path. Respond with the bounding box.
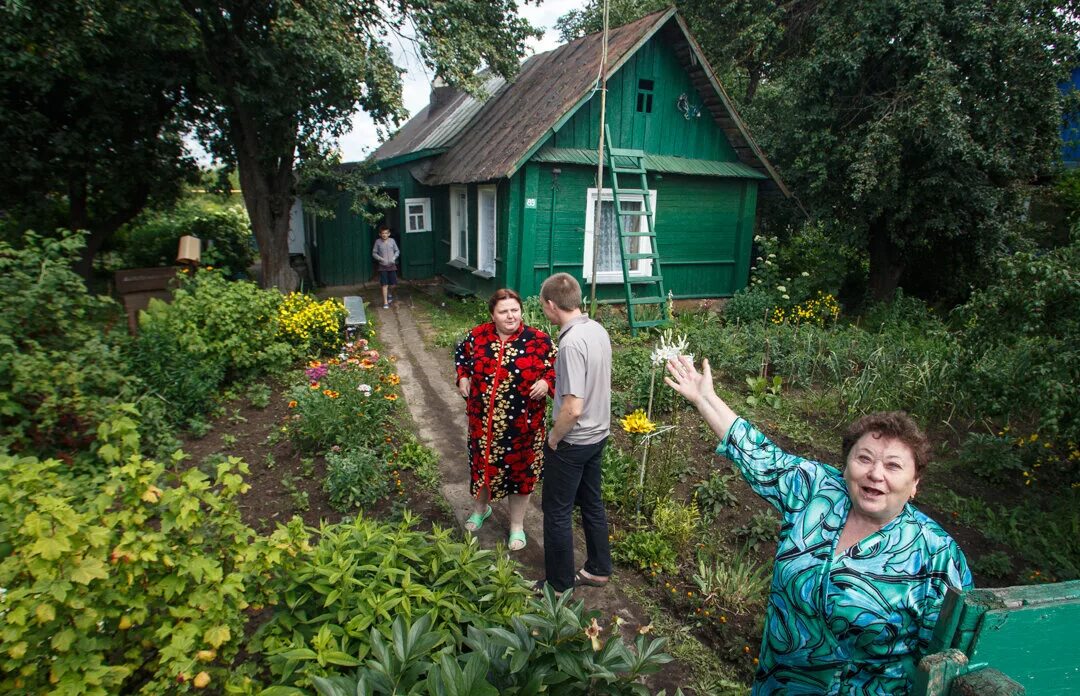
[335,284,657,630]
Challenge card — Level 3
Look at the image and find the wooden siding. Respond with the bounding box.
[552,35,738,162]
[311,192,371,286]
[528,164,754,299]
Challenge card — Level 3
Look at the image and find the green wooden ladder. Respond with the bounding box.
[603,124,668,335]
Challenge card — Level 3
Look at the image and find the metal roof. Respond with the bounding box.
[531,147,767,179]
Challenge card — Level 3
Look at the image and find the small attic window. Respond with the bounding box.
[636,79,654,113]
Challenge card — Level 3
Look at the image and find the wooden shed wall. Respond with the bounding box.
[526,164,755,299]
[552,35,739,162]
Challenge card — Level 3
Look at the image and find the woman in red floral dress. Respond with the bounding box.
[455,289,556,551]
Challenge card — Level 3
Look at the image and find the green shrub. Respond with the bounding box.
[114,205,254,276]
[0,415,293,694]
[972,551,1013,581]
[953,240,1080,448]
[957,432,1024,483]
[724,286,777,325]
[612,530,678,573]
[652,498,701,553]
[250,515,532,689]
[395,434,442,490]
[247,382,272,409]
[695,473,739,521]
[0,231,176,466]
[324,446,389,511]
[131,269,296,422]
[601,444,638,512]
[735,509,780,551]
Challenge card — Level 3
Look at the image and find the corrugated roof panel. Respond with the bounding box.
[530,147,767,179]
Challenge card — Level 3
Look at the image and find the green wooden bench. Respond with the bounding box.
[914,579,1080,695]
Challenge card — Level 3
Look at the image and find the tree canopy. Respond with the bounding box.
[0,0,197,278]
[180,0,540,290]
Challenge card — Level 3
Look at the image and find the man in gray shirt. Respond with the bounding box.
[537,272,612,594]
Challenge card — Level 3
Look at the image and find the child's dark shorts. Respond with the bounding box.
[379,270,398,286]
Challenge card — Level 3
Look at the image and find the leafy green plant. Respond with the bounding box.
[250,515,532,689]
[735,510,780,551]
[305,590,676,696]
[187,417,213,439]
[693,547,771,616]
[652,498,701,553]
[601,445,638,512]
[280,473,310,513]
[113,204,255,276]
[0,413,298,693]
[222,433,238,447]
[972,551,1013,581]
[324,446,389,511]
[957,432,1024,483]
[612,530,678,573]
[695,473,739,521]
[277,293,349,356]
[395,435,441,490]
[745,375,782,409]
[247,382,272,409]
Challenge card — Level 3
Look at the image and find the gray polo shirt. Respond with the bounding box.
[552,314,611,445]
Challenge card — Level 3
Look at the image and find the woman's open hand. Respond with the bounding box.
[457,377,471,399]
[665,355,715,406]
[528,379,549,400]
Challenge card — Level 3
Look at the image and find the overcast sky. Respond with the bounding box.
[336,0,578,162]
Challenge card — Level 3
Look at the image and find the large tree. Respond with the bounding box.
[0,0,197,279]
[180,0,539,291]
[753,0,1079,301]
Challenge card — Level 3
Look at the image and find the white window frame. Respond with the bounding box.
[449,186,469,264]
[404,197,431,233]
[582,187,657,283]
[475,185,497,277]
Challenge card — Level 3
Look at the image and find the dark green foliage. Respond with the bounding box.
[113,206,255,276]
[972,551,1014,581]
[323,447,389,511]
[957,433,1025,484]
[130,270,296,423]
[724,286,777,325]
[613,530,678,573]
[953,240,1080,448]
[751,0,1078,301]
[695,473,739,521]
[735,510,780,552]
[306,591,675,695]
[0,232,173,467]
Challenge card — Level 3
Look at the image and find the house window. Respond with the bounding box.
[476,186,497,276]
[636,79,654,113]
[449,186,468,263]
[583,187,657,283]
[404,197,431,233]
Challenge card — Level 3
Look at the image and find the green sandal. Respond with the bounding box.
[464,506,492,532]
[508,530,527,551]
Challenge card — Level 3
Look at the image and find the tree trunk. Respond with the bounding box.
[867,223,904,303]
[232,116,298,293]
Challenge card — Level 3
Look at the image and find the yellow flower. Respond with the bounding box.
[620,409,656,434]
[584,617,603,651]
[384,394,398,401]
[287,400,298,408]
[323,389,339,399]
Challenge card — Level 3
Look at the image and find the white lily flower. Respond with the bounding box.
[650,329,692,367]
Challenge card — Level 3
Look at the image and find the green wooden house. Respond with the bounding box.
[308,8,790,301]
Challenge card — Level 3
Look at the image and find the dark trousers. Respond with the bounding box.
[541,437,612,592]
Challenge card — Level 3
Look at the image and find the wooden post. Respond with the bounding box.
[588,0,610,317]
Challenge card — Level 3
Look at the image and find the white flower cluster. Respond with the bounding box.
[650,329,692,367]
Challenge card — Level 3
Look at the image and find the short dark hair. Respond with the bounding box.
[539,273,582,312]
[378,224,390,233]
[842,411,932,476]
[488,288,523,314]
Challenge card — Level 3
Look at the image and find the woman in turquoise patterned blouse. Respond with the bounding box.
[665,356,972,695]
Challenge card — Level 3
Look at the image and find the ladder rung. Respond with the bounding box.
[628,296,664,305]
[628,275,663,283]
[619,230,655,236]
[611,166,645,175]
[614,188,649,197]
[609,147,645,157]
[617,208,652,216]
[624,252,658,261]
[629,319,668,328]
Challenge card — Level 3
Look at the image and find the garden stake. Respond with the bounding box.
[635,364,658,522]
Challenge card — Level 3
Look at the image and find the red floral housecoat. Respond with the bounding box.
[454,323,556,499]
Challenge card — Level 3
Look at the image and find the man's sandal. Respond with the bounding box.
[508,530,527,551]
[574,569,610,587]
[464,506,492,532]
